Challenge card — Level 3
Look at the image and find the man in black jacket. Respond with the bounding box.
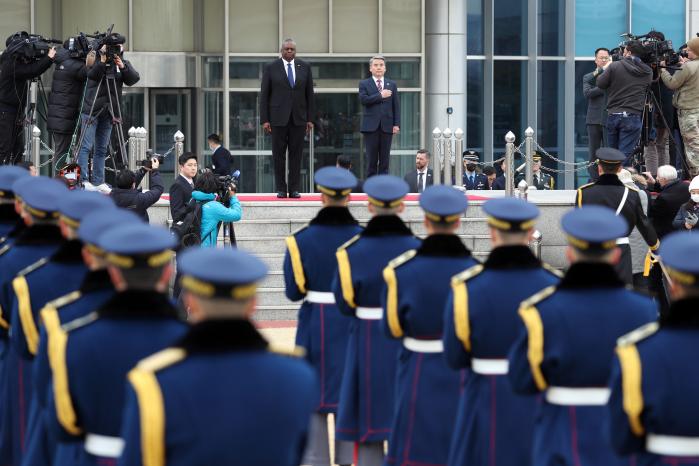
[0,33,56,165]
[208,133,233,176]
[647,165,690,238]
[110,157,164,222]
[77,44,139,192]
[47,41,89,159]
[169,152,197,222]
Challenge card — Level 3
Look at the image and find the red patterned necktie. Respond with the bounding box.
[377,79,382,91]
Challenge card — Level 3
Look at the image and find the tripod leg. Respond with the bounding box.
[105,77,128,169]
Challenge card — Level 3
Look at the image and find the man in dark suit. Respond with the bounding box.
[404,149,433,192]
[360,55,400,178]
[169,152,197,223]
[208,133,233,176]
[583,48,610,181]
[260,38,315,199]
[647,165,690,239]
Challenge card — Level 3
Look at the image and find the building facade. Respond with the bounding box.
[0,0,691,190]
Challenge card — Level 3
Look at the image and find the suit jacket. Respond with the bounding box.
[359,77,400,133]
[583,69,606,125]
[260,58,315,127]
[463,172,489,190]
[649,179,690,238]
[169,175,194,223]
[212,146,233,176]
[404,169,433,192]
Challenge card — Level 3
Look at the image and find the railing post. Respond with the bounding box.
[432,127,442,185]
[517,179,529,201]
[174,130,185,160]
[127,127,137,171]
[454,128,464,188]
[524,126,534,187]
[530,230,543,259]
[505,131,516,197]
[308,126,315,193]
[442,127,452,186]
[32,126,41,173]
[136,127,149,191]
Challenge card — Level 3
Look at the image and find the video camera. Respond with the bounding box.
[612,31,681,66]
[216,170,241,205]
[85,24,126,65]
[139,149,165,170]
[4,32,61,61]
[66,34,91,59]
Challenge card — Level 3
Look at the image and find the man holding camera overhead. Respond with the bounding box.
[110,157,164,222]
[0,32,56,165]
[77,35,139,193]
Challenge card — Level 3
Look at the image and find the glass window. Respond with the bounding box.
[575,0,626,56]
[467,0,485,55]
[311,58,419,89]
[62,0,128,43]
[229,92,272,151]
[333,0,378,53]
[574,60,595,149]
[494,0,527,55]
[1,0,30,46]
[229,0,278,53]
[203,0,225,52]
[229,59,266,89]
[283,0,329,53]
[632,0,685,50]
[537,61,565,187]
[383,0,421,53]
[493,61,527,146]
[203,90,223,149]
[538,0,564,56]
[392,92,420,150]
[133,0,194,51]
[466,60,484,150]
[203,57,224,89]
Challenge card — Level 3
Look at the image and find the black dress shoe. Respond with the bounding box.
[289,191,301,198]
[277,191,287,198]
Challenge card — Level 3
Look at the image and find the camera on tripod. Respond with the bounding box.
[612,30,681,67]
[216,170,241,205]
[139,150,164,170]
[66,34,91,60]
[5,32,61,61]
[85,24,126,67]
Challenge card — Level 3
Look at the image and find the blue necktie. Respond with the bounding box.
[287,63,294,88]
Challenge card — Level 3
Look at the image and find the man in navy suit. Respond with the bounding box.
[260,39,315,198]
[360,56,400,178]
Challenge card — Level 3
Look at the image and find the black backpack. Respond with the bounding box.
[171,198,204,247]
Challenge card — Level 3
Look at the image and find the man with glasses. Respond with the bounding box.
[583,48,611,180]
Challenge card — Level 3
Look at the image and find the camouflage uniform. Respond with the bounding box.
[678,108,699,177]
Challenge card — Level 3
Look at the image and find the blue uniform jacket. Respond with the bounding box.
[283,206,362,413]
[381,234,478,466]
[46,290,187,466]
[118,319,318,466]
[23,270,115,466]
[443,246,561,466]
[608,297,699,466]
[508,262,658,466]
[332,215,420,443]
[359,77,400,133]
[463,172,489,190]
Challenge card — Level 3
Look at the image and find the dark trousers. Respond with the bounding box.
[587,124,605,180]
[607,113,642,165]
[52,132,73,159]
[615,243,633,285]
[0,110,23,164]
[363,130,393,178]
[272,119,305,193]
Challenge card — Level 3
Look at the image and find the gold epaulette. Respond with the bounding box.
[578,182,595,190]
[520,285,557,309]
[542,263,564,278]
[268,344,306,358]
[617,322,659,347]
[135,347,187,373]
[61,311,99,333]
[291,224,308,236]
[17,257,49,277]
[46,291,82,310]
[387,249,417,270]
[338,233,361,251]
[451,264,485,285]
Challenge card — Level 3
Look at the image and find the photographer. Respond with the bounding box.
[47,38,90,159]
[190,171,241,248]
[660,37,699,178]
[596,40,652,164]
[110,157,164,222]
[77,41,139,192]
[673,176,699,231]
[0,32,56,165]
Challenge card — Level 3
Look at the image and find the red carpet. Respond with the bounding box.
[161,193,491,202]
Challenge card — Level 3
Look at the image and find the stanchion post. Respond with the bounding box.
[308,126,315,193]
[174,130,185,160]
[443,127,452,186]
[524,126,534,186]
[32,126,41,173]
[530,230,543,259]
[127,127,137,171]
[432,127,442,185]
[454,128,464,188]
[505,131,516,197]
[137,127,149,191]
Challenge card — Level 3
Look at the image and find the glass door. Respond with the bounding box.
[150,90,191,187]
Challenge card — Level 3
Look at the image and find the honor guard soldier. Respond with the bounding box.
[531,153,554,190]
[576,147,659,283]
[608,232,699,465]
[0,166,30,242]
[0,176,66,465]
[443,197,561,466]
[283,166,361,466]
[24,209,140,466]
[119,247,318,466]
[508,206,658,466]
[462,150,488,190]
[332,175,420,466]
[45,223,187,466]
[381,185,478,466]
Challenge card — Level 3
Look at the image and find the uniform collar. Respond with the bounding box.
[80,269,114,293]
[49,239,84,263]
[14,224,63,246]
[97,290,180,319]
[363,215,413,237]
[595,174,625,187]
[309,206,358,226]
[660,297,699,328]
[558,262,625,289]
[417,234,471,257]
[485,245,541,269]
[177,319,268,353]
